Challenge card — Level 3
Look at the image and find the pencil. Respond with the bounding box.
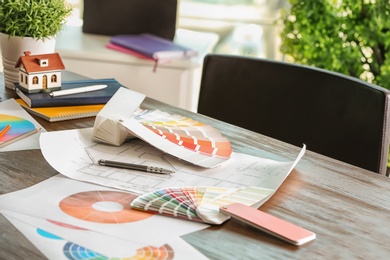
[0,125,11,138]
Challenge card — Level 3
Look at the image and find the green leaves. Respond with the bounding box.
[280,0,390,89]
[0,0,72,40]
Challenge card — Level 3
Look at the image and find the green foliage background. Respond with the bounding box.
[280,0,390,89]
[0,0,72,40]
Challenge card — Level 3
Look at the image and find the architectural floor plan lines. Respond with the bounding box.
[40,128,305,195]
[81,140,274,190]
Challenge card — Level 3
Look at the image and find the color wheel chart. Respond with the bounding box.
[37,225,175,260]
[40,229,175,260]
[0,114,37,146]
[133,109,232,167]
[59,190,153,224]
[131,186,273,224]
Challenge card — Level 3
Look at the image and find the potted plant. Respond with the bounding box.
[0,0,72,89]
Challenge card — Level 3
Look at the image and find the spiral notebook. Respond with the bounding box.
[16,99,105,122]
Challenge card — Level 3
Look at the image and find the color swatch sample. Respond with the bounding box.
[0,114,38,147]
[131,186,274,224]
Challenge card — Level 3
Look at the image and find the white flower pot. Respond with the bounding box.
[0,33,56,89]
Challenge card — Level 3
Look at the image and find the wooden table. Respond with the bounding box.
[1,72,390,259]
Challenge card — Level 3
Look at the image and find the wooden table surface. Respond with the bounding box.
[1,72,390,259]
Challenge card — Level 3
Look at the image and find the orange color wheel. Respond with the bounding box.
[59,190,153,224]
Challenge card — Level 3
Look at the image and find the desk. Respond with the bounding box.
[1,72,390,259]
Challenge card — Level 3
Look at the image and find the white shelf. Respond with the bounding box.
[55,26,219,112]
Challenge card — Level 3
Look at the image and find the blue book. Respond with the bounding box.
[15,78,124,108]
[110,34,197,61]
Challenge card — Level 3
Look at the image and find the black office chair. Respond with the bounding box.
[82,0,177,40]
[197,54,390,175]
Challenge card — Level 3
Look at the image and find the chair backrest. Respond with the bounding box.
[82,0,178,40]
[198,54,390,175]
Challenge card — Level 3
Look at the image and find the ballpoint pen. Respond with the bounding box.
[50,84,108,97]
[98,159,175,175]
[0,125,11,138]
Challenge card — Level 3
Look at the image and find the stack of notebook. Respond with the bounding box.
[16,78,123,122]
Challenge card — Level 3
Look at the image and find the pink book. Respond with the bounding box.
[106,43,156,61]
[106,42,172,71]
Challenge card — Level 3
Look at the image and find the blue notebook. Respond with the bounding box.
[110,34,197,61]
[15,78,124,108]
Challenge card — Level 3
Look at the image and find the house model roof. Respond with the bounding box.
[15,51,65,73]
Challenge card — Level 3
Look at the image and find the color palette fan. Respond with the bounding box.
[0,114,38,147]
[137,110,232,158]
[130,109,233,168]
[131,186,274,224]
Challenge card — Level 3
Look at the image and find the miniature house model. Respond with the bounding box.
[15,51,65,93]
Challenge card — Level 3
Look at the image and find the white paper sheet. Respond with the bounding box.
[40,128,305,196]
[0,175,207,246]
[0,98,45,151]
[4,211,208,260]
